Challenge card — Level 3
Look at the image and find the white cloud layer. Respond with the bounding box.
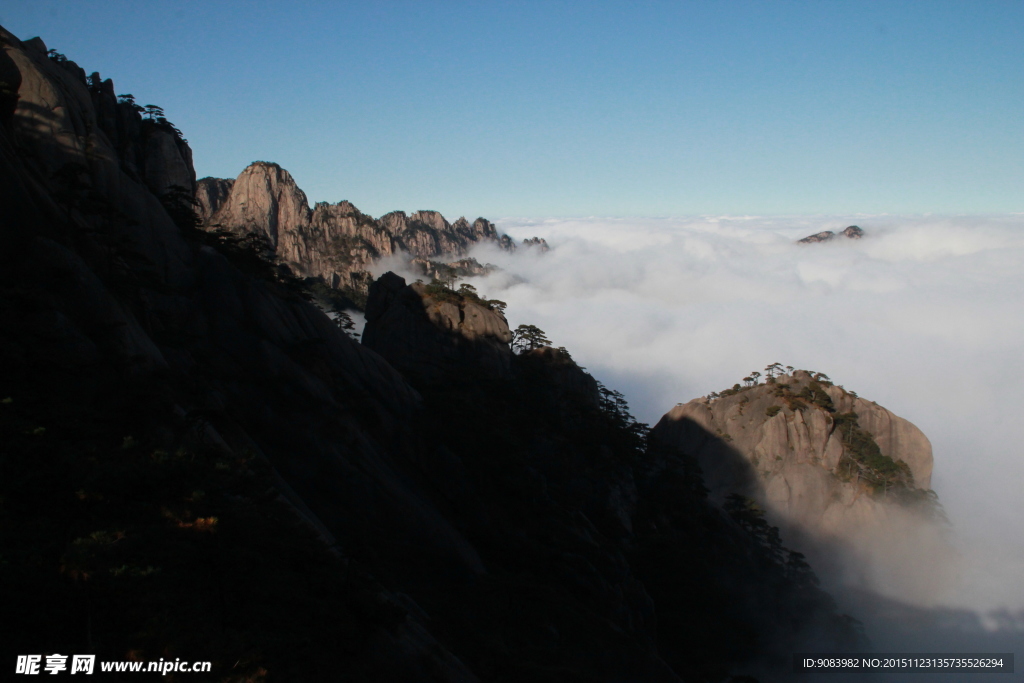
[464,214,1024,613]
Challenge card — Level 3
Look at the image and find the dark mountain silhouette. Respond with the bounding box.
[1,27,863,681]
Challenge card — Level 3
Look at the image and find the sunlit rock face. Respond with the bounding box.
[198,165,516,298]
[652,370,954,602]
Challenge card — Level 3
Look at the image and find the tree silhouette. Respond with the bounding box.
[158,184,200,233]
[117,94,144,114]
[333,311,359,340]
[724,494,787,566]
[511,324,550,353]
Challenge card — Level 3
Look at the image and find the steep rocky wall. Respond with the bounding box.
[199,164,524,300]
[194,175,232,223]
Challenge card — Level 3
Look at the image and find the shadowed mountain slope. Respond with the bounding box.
[1,27,862,682]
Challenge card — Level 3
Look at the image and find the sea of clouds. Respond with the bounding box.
[453,214,1024,615]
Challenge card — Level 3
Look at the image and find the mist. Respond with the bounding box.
[445,214,1024,618]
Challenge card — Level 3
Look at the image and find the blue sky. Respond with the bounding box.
[2,1,1022,218]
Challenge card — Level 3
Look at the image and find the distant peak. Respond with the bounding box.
[841,225,864,239]
[798,225,865,244]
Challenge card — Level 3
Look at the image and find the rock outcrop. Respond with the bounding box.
[798,225,865,243]
[652,370,953,601]
[194,175,232,223]
[410,256,497,282]
[841,225,864,239]
[199,166,531,302]
[362,272,514,385]
[10,39,196,201]
[522,236,550,251]
[655,371,931,497]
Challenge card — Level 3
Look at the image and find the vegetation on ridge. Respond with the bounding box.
[706,365,932,501]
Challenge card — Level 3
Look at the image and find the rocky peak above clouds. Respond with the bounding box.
[198,166,549,306]
[651,368,953,601]
[798,225,865,243]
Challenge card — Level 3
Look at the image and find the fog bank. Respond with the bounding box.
[463,214,1024,613]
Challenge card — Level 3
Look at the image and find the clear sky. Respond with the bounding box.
[2,1,1022,218]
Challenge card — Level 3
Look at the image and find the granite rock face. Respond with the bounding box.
[522,236,550,251]
[652,370,953,601]
[200,165,520,299]
[2,27,195,289]
[655,371,931,496]
[194,175,232,224]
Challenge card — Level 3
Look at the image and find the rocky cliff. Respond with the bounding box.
[198,164,539,305]
[652,370,953,601]
[2,27,865,682]
[363,272,514,386]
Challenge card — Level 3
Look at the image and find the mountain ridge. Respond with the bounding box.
[2,26,865,682]
[197,162,544,307]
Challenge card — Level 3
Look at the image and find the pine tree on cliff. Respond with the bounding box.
[511,324,551,353]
